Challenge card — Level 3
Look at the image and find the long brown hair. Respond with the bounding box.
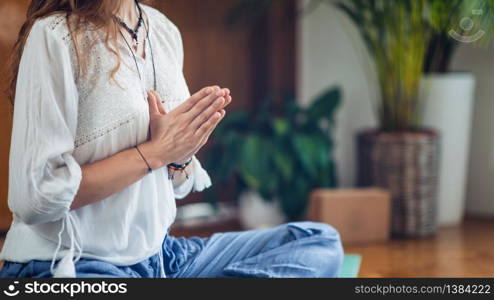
[8,0,143,103]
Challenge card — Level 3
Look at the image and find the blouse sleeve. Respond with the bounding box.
[170,23,212,199]
[8,20,82,225]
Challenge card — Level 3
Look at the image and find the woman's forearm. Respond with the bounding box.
[70,142,162,210]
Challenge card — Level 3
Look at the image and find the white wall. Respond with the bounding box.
[452,45,494,217]
[297,1,494,216]
[297,2,376,188]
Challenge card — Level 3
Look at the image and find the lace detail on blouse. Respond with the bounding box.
[44,15,141,149]
[42,9,188,150]
[74,113,136,148]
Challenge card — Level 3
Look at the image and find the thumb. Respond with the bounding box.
[151,91,167,115]
[147,91,160,116]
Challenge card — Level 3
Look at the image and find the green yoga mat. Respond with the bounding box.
[339,254,362,278]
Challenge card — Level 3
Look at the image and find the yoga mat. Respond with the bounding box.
[339,254,362,278]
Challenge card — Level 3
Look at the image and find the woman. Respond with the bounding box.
[0,0,343,278]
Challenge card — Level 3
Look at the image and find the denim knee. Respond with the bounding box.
[286,221,340,239]
[286,222,344,277]
[221,222,344,278]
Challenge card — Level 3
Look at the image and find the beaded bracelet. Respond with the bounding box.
[167,158,193,180]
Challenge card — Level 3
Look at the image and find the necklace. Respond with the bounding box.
[115,0,144,48]
[119,3,158,96]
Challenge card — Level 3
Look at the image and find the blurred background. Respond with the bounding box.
[1,0,494,277]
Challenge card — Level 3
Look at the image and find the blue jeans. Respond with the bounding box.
[0,222,344,278]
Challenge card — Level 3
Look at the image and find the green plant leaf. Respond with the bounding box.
[306,87,342,124]
[272,148,294,181]
[317,145,335,187]
[272,118,289,137]
[238,135,271,190]
[292,134,320,178]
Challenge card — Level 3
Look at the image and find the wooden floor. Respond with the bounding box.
[0,219,493,277]
[345,219,494,278]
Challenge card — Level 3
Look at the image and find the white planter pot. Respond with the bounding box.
[238,191,286,230]
[420,73,476,226]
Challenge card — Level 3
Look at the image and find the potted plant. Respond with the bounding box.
[334,0,441,237]
[204,88,341,229]
[421,0,494,225]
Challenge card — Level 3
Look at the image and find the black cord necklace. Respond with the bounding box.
[118,2,157,95]
[115,0,144,48]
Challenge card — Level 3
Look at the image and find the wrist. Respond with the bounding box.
[173,156,193,166]
[138,141,166,170]
[167,158,193,180]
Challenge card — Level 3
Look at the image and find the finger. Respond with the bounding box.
[216,88,230,98]
[147,91,160,116]
[174,86,218,114]
[195,111,223,139]
[183,87,225,122]
[197,110,226,147]
[151,91,167,115]
[223,95,232,108]
[190,97,225,129]
[216,90,231,109]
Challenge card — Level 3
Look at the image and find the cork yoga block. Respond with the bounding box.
[308,189,391,245]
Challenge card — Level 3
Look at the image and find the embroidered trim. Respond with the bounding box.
[75,115,136,149]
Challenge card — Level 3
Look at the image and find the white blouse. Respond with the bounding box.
[0,5,211,278]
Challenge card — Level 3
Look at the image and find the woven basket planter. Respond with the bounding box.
[357,130,440,237]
